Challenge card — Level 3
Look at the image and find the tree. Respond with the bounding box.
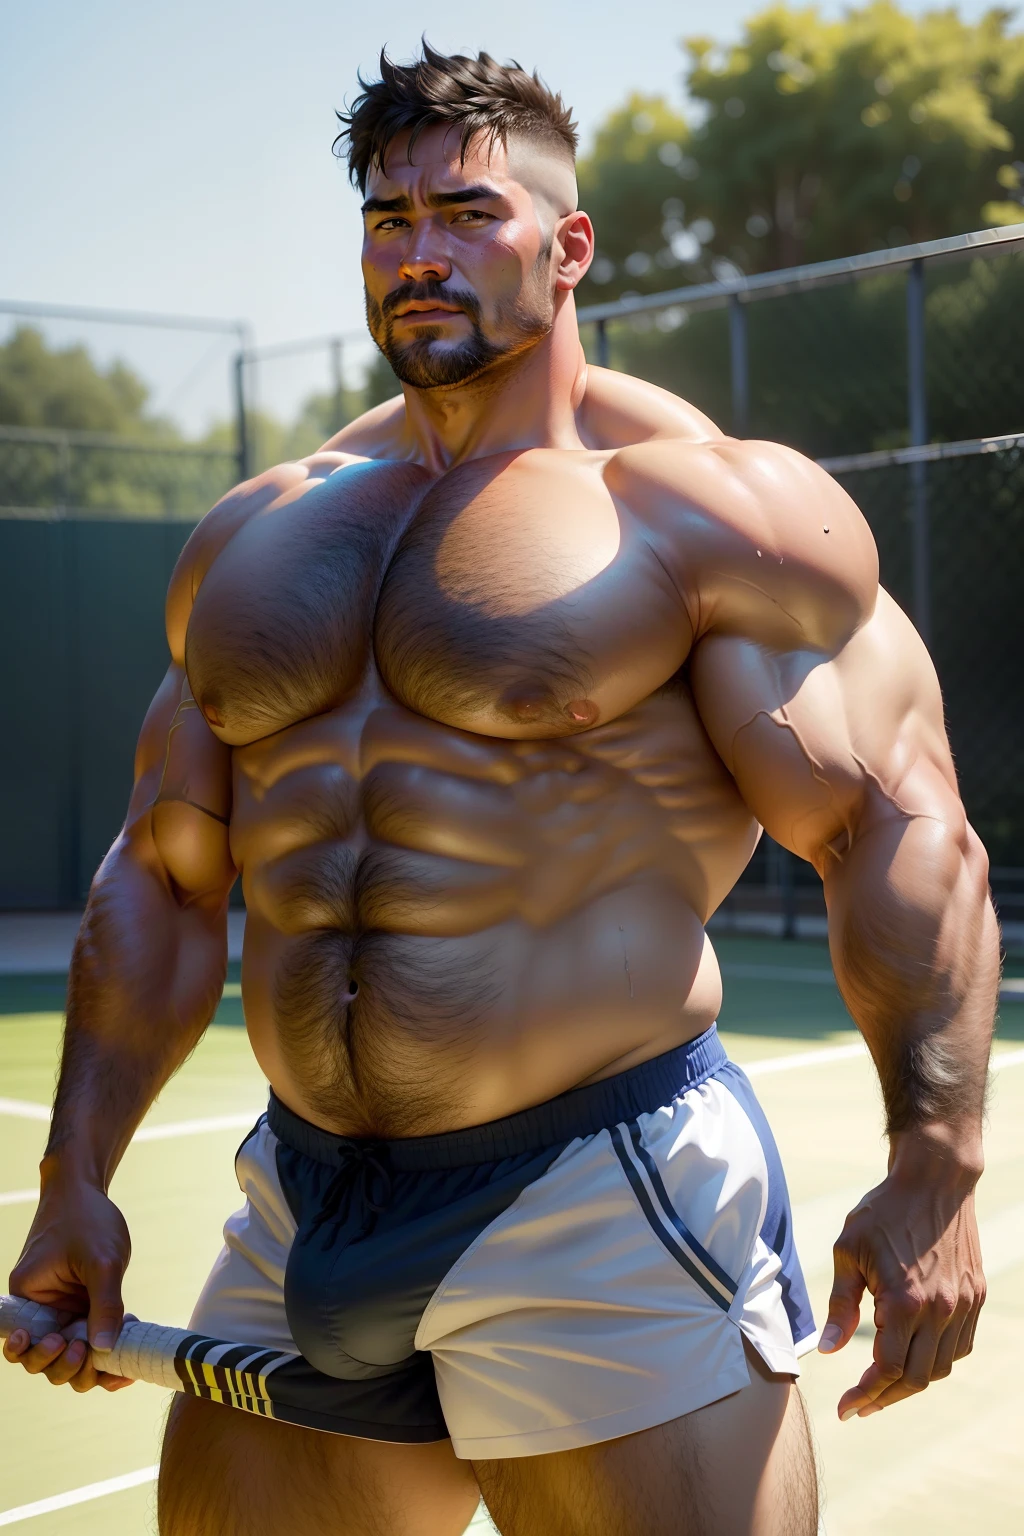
[577,2,1024,302]
[0,325,175,437]
[577,96,699,297]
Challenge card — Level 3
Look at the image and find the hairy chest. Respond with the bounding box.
[184,450,692,746]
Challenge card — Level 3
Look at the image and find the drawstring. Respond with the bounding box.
[309,1138,393,1251]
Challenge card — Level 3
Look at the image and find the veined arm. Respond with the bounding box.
[644,438,998,1421]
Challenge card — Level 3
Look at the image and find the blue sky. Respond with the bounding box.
[0,0,1000,431]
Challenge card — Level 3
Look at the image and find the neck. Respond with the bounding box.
[396,291,588,472]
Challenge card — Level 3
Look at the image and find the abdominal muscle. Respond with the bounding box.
[241,893,724,1138]
[232,696,748,1139]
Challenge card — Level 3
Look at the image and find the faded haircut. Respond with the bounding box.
[334,40,578,193]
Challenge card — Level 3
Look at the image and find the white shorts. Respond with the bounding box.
[187,1026,815,1459]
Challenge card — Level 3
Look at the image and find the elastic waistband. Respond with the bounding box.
[266,1025,726,1171]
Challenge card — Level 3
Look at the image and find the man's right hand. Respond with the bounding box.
[4,1180,134,1392]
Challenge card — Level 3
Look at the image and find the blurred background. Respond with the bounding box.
[2,0,1022,933]
[1,7,1023,1530]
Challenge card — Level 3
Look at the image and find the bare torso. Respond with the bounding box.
[9,109,993,1450]
[164,372,770,1135]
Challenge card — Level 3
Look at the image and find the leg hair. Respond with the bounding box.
[159,1395,479,1536]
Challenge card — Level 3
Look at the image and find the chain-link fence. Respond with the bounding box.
[238,329,393,475]
[578,226,1024,930]
[713,434,1024,933]
[2,230,1021,916]
[832,435,1024,877]
[0,425,237,522]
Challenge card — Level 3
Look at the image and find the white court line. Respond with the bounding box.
[3,1042,1022,1129]
[132,1112,259,1142]
[0,1465,158,1526]
[723,963,1024,1005]
[0,1189,36,1207]
[744,1041,867,1076]
[1,1043,1022,1524]
[0,1101,260,1138]
[0,1099,49,1122]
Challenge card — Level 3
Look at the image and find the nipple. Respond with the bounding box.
[565,698,599,727]
[499,689,549,725]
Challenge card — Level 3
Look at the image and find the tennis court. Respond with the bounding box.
[2,932,1022,1534]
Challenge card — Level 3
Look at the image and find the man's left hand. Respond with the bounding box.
[817,1140,986,1420]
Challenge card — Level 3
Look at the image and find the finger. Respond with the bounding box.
[69,1360,131,1393]
[3,1328,30,1362]
[69,1355,103,1393]
[42,1339,90,1386]
[838,1292,917,1420]
[959,1306,981,1359]
[930,1303,974,1381]
[15,1332,70,1376]
[820,1244,867,1355]
[863,1281,971,1413]
[85,1260,125,1352]
[959,1283,986,1359]
[853,1320,945,1413]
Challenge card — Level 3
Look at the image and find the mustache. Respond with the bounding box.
[380,278,482,323]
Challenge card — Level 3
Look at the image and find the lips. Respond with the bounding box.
[394,304,463,321]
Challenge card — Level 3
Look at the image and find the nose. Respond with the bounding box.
[397,221,452,285]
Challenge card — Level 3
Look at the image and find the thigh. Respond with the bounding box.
[159,1395,480,1536]
[473,1342,817,1536]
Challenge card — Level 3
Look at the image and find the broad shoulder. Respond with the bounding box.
[577,365,723,447]
[607,436,879,651]
[165,450,374,661]
[319,395,407,458]
[317,367,724,459]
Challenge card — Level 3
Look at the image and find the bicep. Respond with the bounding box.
[126,664,235,903]
[689,589,960,869]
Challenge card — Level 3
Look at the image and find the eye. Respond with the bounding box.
[452,209,491,224]
[375,217,410,232]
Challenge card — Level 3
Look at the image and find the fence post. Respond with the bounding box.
[728,294,749,437]
[330,337,346,433]
[595,318,610,369]
[56,432,71,515]
[233,350,251,484]
[906,258,931,645]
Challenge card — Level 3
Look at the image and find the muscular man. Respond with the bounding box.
[6,46,997,1536]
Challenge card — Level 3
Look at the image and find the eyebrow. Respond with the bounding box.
[361,185,504,216]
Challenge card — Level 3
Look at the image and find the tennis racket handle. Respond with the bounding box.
[0,1294,189,1390]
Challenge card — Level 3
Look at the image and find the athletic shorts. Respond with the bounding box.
[187,1025,815,1459]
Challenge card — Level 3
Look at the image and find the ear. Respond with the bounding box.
[554,211,596,292]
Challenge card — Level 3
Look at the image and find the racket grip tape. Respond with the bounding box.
[1,1294,191,1390]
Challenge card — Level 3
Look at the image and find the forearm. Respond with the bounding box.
[45,837,229,1192]
[824,806,998,1167]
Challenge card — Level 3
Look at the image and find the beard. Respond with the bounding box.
[366,263,553,390]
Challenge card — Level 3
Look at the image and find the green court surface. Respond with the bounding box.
[2,936,1022,1534]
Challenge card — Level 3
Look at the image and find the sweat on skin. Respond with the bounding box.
[4,92,997,1536]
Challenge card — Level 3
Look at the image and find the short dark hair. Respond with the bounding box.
[334,41,578,193]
